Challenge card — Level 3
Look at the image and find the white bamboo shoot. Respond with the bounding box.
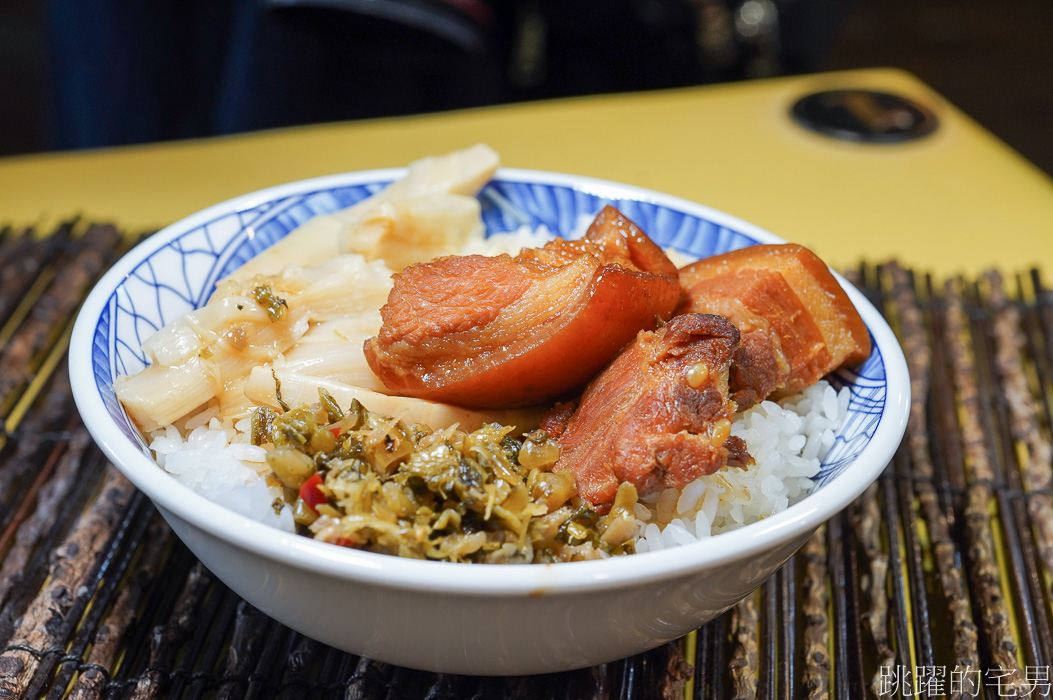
[244,367,546,434]
[279,316,387,392]
[116,356,223,432]
[224,143,499,282]
[339,193,484,270]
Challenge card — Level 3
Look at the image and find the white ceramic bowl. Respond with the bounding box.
[70,167,909,676]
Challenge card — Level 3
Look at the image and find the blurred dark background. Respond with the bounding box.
[1,0,1050,175]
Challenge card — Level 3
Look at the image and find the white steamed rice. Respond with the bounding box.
[149,410,295,532]
[633,380,849,553]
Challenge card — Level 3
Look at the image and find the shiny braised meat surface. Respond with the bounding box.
[542,314,746,509]
[678,244,871,409]
[363,207,870,513]
[678,268,830,409]
[364,206,681,408]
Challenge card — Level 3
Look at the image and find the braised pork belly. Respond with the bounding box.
[678,244,871,409]
[543,313,743,509]
[363,206,681,408]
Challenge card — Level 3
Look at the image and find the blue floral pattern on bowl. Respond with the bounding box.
[91,174,885,490]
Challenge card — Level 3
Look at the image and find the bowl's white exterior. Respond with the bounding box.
[70,167,910,676]
[160,502,813,674]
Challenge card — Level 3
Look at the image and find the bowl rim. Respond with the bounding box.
[69,165,910,597]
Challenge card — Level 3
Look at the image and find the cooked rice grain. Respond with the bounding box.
[149,416,295,532]
[633,380,849,553]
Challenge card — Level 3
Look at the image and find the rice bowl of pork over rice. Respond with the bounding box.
[70,145,909,675]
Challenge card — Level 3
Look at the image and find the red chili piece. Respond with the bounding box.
[299,473,326,513]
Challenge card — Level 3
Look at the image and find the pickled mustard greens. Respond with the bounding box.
[250,283,289,322]
[252,390,639,563]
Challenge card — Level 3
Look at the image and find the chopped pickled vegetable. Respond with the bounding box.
[251,283,289,322]
[261,394,634,563]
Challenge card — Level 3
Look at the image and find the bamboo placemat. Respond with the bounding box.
[1,222,1051,699]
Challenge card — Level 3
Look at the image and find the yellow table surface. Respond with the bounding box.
[2,68,1051,279]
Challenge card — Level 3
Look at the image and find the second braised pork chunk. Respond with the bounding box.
[678,244,871,409]
[678,268,830,409]
[364,206,681,408]
[545,313,744,509]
